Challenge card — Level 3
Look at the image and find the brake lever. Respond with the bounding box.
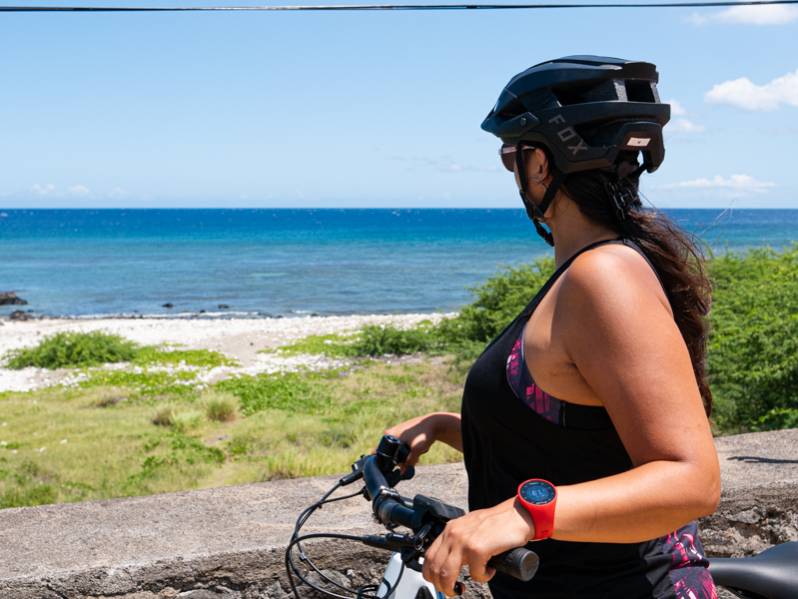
[339,456,367,486]
[385,464,415,487]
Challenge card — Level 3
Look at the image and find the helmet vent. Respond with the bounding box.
[624,80,656,103]
[552,79,621,106]
[497,97,526,119]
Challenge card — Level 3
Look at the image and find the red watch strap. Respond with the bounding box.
[517,478,557,541]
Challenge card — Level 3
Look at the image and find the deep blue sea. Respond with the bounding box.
[1,209,796,318]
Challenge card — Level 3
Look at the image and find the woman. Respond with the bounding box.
[385,56,720,599]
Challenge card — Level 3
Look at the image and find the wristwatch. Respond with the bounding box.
[516,478,557,541]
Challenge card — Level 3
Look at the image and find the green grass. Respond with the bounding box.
[0,358,463,508]
[134,346,237,368]
[80,369,200,400]
[216,370,339,415]
[276,332,360,358]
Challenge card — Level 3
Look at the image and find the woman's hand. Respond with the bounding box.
[422,498,535,597]
[382,413,442,473]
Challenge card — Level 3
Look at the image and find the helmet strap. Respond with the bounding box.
[515,143,562,247]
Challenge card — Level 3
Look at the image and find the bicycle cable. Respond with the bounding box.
[285,479,407,599]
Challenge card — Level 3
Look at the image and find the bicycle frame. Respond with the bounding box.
[377,553,444,599]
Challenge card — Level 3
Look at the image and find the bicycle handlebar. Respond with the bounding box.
[360,452,539,583]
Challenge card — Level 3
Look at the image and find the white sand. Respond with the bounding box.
[0,313,453,393]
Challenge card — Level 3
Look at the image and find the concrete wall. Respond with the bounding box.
[1,429,796,599]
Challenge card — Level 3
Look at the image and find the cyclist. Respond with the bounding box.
[385,56,720,599]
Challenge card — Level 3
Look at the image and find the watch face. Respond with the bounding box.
[520,480,555,505]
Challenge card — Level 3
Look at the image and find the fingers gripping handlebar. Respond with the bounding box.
[355,435,539,584]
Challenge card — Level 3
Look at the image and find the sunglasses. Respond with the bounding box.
[499,143,537,172]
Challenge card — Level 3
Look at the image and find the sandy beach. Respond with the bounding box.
[0,313,452,393]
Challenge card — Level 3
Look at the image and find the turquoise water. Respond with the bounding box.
[0,209,795,317]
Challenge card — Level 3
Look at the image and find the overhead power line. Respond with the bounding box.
[2,0,798,12]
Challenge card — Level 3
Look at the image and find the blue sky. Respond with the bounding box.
[1,1,796,208]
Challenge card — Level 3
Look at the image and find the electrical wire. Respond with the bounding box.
[2,0,798,12]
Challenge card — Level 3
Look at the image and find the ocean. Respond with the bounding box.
[1,209,796,318]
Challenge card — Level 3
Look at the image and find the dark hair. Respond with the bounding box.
[556,150,713,415]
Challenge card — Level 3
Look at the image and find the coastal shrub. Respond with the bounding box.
[278,324,447,358]
[706,246,798,432]
[351,323,445,356]
[3,333,235,372]
[215,371,336,416]
[5,331,138,370]
[204,394,238,422]
[755,408,798,431]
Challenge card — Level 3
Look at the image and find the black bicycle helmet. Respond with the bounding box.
[482,55,671,245]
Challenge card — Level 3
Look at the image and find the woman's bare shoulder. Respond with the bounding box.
[558,242,672,318]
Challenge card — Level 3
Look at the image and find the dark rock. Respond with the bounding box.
[217,304,230,310]
[162,303,174,309]
[0,292,27,306]
[9,310,32,321]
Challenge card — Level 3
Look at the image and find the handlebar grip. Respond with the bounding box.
[487,547,539,582]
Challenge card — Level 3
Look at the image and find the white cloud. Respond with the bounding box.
[667,118,705,134]
[688,5,798,25]
[663,100,704,135]
[660,174,776,194]
[668,98,688,117]
[31,183,56,196]
[705,69,798,111]
[68,184,91,196]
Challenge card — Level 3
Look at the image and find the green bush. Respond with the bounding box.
[5,331,138,370]
[352,322,445,356]
[706,246,798,432]
[4,333,235,371]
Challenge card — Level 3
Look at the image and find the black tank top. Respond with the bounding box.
[460,238,717,599]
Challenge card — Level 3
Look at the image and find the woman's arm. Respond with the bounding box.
[429,411,463,452]
[383,412,462,472]
[422,248,720,595]
[551,249,720,542]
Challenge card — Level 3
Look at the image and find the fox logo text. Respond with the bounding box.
[548,115,588,156]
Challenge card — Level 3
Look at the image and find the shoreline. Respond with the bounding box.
[0,312,454,394]
[0,308,454,321]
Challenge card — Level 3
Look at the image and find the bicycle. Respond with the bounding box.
[285,435,798,599]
